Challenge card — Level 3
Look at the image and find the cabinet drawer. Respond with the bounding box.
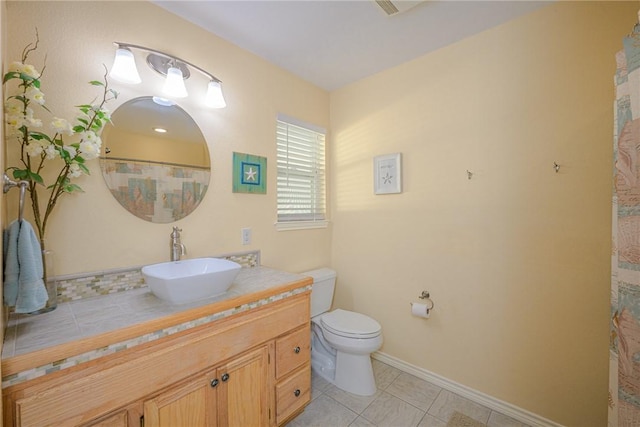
[275,364,311,425]
[275,325,310,379]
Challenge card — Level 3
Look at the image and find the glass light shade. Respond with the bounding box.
[109,48,141,84]
[205,80,227,108]
[162,67,188,98]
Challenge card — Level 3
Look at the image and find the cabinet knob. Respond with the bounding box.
[294,389,301,397]
[221,373,230,382]
[210,378,219,388]
[294,346,301,354]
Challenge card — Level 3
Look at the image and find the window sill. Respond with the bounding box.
[275,220,329,231]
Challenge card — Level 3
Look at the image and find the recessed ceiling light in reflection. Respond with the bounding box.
[152,96,175,107]
[153,127,168,133]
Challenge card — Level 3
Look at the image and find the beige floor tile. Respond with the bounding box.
[311,370,333,400]
[488,411,531,427]
[386,372,442,411]
[372,359,402,390]
[298,361,531,427]
[418,413,447,427]
[361,391,425,427]
[428,390,491,424]
[287,394,358,427]
[325,383,382,414]
[349,416,377,427]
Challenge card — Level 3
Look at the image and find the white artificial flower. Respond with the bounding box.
[63,145,77,159]
[9,61,41,79]
[8,61,23,73]
[25,116,42,128]
[81,130,97,142]
[50,117,73,136]
[25,86,45,105]
[25,142,43,157]
[36,137,52,149]
[68,162,82,178]
[5,102,22,116]
[24,108,42,128]
[6,114,24,130]
[78,140,99,160]
[21,63,40,79]
[44,144,58,160]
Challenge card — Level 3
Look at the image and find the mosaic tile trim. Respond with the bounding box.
[55,251,260,303]
[2,284,310,388]
[57,270,146,303]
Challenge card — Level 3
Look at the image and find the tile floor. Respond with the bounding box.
[287,359,532,427]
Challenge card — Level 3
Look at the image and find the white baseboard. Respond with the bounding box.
[372,351,564,427]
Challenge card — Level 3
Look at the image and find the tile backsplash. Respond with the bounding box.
[54,251,260,303]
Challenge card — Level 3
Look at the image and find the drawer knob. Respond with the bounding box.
[210,378,219,388]
[221,373,230,382]
[294,346,301,354]
[294,389,301,397]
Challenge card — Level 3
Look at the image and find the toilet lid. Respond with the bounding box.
[321,309,381,339]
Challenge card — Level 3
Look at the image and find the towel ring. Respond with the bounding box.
[3,173,28,221]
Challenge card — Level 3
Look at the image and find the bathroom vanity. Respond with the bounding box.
[1,266,312,427]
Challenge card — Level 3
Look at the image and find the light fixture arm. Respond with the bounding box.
[113,42,222,83]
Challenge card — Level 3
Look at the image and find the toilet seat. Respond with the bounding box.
[321,309,381,339]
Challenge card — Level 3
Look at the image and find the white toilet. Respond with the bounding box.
[303,268,383,396]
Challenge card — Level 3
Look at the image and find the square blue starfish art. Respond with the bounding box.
[233,152,267,194]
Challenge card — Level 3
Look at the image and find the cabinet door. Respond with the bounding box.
[82,403,142,427]
[143,370,218,427]
[217,346,270,427]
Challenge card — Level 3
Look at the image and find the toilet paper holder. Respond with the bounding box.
[416,291,435,311]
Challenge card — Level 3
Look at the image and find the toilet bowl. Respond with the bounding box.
[312,309,382,395]
[303,268,383,396]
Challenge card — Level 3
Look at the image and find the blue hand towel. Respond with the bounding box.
[3,220,20,306]
[3,220,47,313]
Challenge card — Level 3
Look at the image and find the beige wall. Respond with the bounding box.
[1,1,6,424]
[4,0,637,425]
[4,1,331,275]
[329,2,636,426]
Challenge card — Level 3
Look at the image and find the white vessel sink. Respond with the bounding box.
[142,258,241,304]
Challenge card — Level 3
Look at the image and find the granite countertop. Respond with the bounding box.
[2,266,310,360]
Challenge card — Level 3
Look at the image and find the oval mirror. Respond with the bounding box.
[100,96,210,223]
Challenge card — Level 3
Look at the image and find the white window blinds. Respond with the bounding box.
[276,115,326,226]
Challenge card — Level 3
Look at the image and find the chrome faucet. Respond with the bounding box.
[170,226,186,261]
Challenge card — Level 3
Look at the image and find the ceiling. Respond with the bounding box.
[154,1,548,91]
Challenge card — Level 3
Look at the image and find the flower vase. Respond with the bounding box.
[28,240,58,314]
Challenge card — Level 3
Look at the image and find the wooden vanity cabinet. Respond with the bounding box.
[3,292,310,427]
[143,345,269,427]
[274,325,311,425]
[82,403,142,427]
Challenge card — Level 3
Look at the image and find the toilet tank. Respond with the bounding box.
[302,268,337,318]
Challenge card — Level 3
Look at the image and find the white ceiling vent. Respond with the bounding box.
[374,0,426,16]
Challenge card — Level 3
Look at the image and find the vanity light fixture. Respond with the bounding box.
[110,47,142,84]
[109,42,226,108]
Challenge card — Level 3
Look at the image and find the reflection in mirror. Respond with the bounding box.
[100,97,210,223]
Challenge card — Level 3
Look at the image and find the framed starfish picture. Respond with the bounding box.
[374,153,402,195]
[233,152,267,194]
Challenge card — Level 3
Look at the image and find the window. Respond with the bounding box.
[276,114,327,230]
